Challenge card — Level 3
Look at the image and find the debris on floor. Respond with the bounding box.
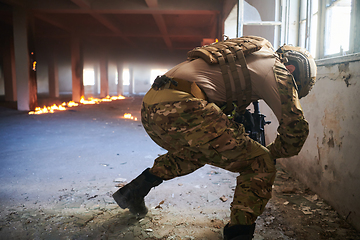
[0,164,359,240]
[0,99,359,239]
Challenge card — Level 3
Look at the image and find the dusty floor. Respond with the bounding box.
[0,96,359,240]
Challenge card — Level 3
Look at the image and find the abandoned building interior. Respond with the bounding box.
[0,0,359,239]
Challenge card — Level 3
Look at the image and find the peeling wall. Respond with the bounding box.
[263,57,360,230]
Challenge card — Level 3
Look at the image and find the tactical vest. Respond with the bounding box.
[187,36,273,114]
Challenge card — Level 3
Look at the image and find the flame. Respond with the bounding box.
[80,96,99,105]
[122,113,138,121]
[29,104,67,115]
[28,95,125,115]
[66,101,79,107]
[32,61,37,71]
[79,95,125,105]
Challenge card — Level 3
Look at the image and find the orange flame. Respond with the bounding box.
[79,95,125,105]
[28,95,125,115]
[122,113,138,121]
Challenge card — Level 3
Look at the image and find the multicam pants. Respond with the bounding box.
[141,60,308,226]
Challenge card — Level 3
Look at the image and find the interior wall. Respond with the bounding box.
[224,4,238,39]
[246,0,276,21]
[242,0,276,45]
[263,58,360,231]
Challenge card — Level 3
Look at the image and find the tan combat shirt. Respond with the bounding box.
[165,46,282,122]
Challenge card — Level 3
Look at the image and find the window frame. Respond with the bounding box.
[237,0,283,49]
[236,0,360,62]
[302,0,358,60]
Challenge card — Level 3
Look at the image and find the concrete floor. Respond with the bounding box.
[0,96,359,240]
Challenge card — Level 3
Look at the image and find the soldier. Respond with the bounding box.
[113,36,317,240]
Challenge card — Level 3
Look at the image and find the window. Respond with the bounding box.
[310,0,319,57]
[324,0,352,56]
[236,0,358,60]
[122,68,130,86]
[236,0,283,49]
[83,68,95,86]
[292,0,356,59]
[298,0,309,49]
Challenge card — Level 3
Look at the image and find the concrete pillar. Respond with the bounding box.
[48,50,59,98]
[117,63,123,96]
[100,53,109,98]
[94,64,99,95]
[13,7,38,111]
[3,36,17,102]
[71,37,84,102]
[129,67,134,95]
[28,17,37,110]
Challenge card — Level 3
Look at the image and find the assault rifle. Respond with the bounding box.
[233,101,271,147]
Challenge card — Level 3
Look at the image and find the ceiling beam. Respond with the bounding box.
[34,14,72,32]
[71,0,135,47]
[70,0,91,9]
[70,0,135,47]
[32,9,219,15]
[145,0,172,50]
[222,0,238,20]
[144,0,158,8]
[0,0,26,7]
[36,33,207,39]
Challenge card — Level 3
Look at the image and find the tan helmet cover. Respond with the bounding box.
[276,45,317,98]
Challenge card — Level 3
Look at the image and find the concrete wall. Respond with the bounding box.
[242,0,277,48]
[58,55,72,95]
[262,55,360,230]
[224,4,237,39]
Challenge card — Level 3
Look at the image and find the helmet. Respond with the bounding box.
[276,45,317,98]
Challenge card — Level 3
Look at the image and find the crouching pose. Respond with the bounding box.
[113,36,316,240]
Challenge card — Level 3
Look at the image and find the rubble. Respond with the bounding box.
[0,162,359,239]
[219,196,228,202]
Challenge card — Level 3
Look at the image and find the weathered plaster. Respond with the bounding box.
[263,57,360,230]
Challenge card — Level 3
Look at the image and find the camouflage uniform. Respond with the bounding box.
[141,59,308,226]
[267,60,309,158]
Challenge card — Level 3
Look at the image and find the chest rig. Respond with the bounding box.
[187,36,272,114]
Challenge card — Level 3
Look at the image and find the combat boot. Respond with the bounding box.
[223,223,256,240]
[112,168,163,217]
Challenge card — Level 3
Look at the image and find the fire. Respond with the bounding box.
[66,101,79,107]
[28,95,125,115]
[79,95,125,105]
[29,104,67,114]
[123,113,138,121]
